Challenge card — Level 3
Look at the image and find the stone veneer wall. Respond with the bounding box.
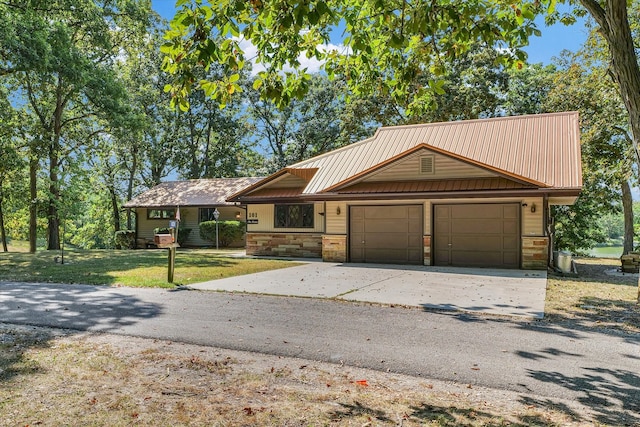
[522,236,549,270]
[322,235,347,262]
[246,233,322,258]
[423,235,431,266]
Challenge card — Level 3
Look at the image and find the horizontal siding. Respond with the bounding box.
[325,201,347,234]
[246,203,325,233]
[365,150,496,182]
[136,206,246,247]
[269,174,307,188]
[292,112,581,193]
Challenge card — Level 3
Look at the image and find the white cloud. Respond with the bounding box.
[236,38,346,75]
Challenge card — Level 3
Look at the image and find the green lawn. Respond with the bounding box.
[0,248,298,288]
[588,245,623,258]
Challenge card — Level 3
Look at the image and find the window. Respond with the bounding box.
[274,204,314,228]
[199,208,220,223]
[147,209,175,219]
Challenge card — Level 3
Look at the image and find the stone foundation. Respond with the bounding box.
[322,235,347,262]
[522,236,549,270]
[246,233,322,258]
[423,235,431,266]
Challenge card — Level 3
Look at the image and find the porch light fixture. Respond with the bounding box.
[530,203,536,213]
[235,211,241,219]
[336,206,341,215]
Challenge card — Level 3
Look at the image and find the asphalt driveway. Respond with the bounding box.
[191,261,547,318]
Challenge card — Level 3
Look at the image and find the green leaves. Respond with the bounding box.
[161,0,545,112]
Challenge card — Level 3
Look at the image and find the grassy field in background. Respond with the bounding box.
[588,245,623,258]
[0,247,297,288]
[545,257,640,333]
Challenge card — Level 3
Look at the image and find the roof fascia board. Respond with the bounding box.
[236,187,581,204]
[322,144,549,193]
[228,168,318,202]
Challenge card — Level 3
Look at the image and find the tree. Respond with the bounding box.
[409,45,510,123]
[0,0,151,250]
[0,87,25,251]
[247,74,345,171]
[174,65,251,179]
[161,0,541,113]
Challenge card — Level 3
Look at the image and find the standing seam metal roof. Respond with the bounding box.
[287,112,581,195]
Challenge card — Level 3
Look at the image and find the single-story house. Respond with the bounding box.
[123,177,262,248]
[228,112,582,269]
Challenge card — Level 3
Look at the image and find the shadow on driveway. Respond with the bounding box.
[0,282,162,332]
[192,262,547,318]
[0,281,163,384]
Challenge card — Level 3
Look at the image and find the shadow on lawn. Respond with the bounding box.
[409,403,571,426]
[521,367,640,426]
[0,282,162,383]
[329,400,571,426]
[0,249,239,286]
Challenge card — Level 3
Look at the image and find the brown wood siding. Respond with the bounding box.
[349,205,423,264]
[433,203,520,268]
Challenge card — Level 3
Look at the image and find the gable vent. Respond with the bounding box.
[420,155,435,174]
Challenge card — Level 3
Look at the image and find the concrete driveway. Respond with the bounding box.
[191,261,547,318]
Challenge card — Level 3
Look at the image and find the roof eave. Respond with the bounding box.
[233,187,582,203]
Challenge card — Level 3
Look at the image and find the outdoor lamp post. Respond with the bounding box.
[213,208,220,250]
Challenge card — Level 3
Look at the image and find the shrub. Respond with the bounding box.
[114,230,136,250]
[200,220,245,247]
[154,227,192,246]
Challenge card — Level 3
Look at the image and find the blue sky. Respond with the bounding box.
[150,0,588,66]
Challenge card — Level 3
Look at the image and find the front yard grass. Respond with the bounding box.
[0,324,587,427]
[545,257,640,334]
[0,248,297,288]
[1,253,638,425]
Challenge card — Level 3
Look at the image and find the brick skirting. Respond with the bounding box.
[522,236,549,270]
[322,235,347,262]
[246,233,322,258]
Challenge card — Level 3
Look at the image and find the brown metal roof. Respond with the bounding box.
[243,187,306,198]
[337,177,534,194]
[123,177,263,208]
[285,112,581,195]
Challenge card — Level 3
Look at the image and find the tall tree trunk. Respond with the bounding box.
[29,155,37,253]
[46,139,60,250]
[621,179,634,255]
[579,0,640,302]
[0,186,7,252]
[110,184,121,233]
[126,145,138,230]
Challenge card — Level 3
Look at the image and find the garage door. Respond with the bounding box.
[433,203,520,268]
[350,205,423,264]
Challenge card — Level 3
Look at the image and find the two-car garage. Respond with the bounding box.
[349,203,521,268]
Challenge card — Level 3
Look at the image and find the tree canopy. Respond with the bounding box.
[161,0,545,112]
